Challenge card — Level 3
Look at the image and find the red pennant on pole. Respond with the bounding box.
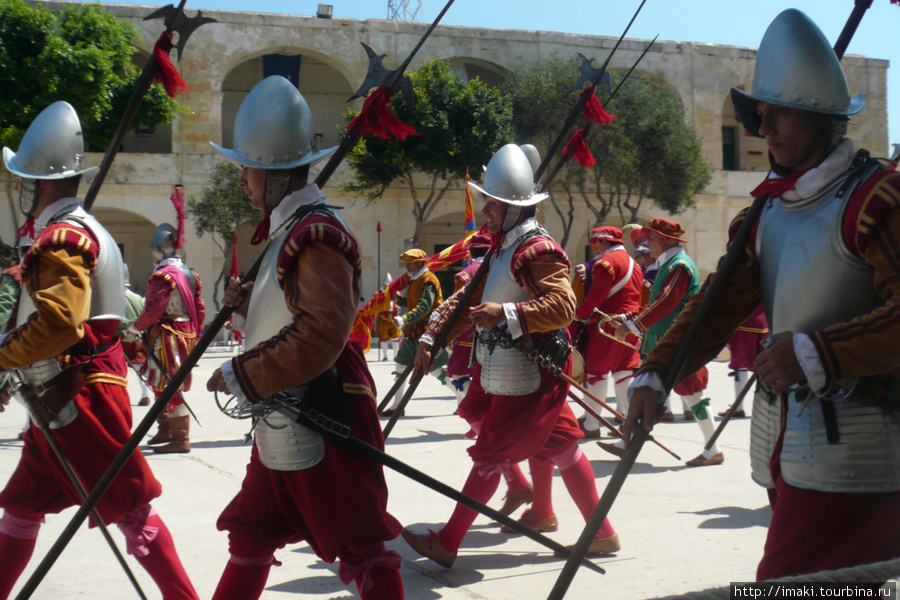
[377,221,383,233]
[580,87,615,124]
[563,129,596,168]
[347,86,419,140]
[152,31,190,98]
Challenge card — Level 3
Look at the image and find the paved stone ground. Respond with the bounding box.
[1,348,771,599]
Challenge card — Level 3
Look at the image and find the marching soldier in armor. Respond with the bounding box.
[205,76,404,600]
[132,197,206,454]
[623,9,900,579]
[0,102,199,600]
[381,248,447,418]
[572,226,643,438]
[600,218,722,466]
[403,144,620,568]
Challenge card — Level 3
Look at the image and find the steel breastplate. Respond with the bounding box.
[60,207,126,322]
[244,228,295,350]
[756,170,883,334]
[164,285,188,317]
[475,239,540,395]
[244,222,325,470]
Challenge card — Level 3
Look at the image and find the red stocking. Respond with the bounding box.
[528,457,555,520]
[559,453,616,538]
[505,461,531,495]
[440,465,501,551]
[0,531,37,600]
[131,514,200,600]
[211,560,272,600]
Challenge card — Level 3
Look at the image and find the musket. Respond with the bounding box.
[83,1,216,212]
[547,7,873,597]
[704,372,758,452]
[0,372,148,600]
[16,3,456,595]
[274,404,605,575]
[539,35,658,194]
[532,0,648,184]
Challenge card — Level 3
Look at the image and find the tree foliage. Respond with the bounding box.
[186,161,260,310]
[505,57,712,246]
[343,58,514,246]
[0,0,184,246]
[0,0,182,150]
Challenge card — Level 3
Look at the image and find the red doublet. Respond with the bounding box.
[574,247,642,383]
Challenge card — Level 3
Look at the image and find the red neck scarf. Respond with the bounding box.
[750,171,806,199]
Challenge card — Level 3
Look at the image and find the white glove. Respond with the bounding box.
[393,316,405,329]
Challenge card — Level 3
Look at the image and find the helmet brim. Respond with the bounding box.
[209,142,338,170]
[3,146,98,180]
[730,87,865,137]
[467,180,548,207]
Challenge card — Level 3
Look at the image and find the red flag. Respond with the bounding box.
[377,221,383,233]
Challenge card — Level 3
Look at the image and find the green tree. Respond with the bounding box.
[505,58,712,246]
[186,161,260,311]
[342,58,514,247]
[0,0,183,240]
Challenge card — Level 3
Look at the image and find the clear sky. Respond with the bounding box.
[102,0,900,153]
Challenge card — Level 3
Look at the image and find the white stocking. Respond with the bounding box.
[581,378,608,431]
[612,370,633,418]
[684,392,720,455]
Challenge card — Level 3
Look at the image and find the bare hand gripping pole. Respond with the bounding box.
[16,4,456,596]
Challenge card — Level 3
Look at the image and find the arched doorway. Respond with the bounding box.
[221,52,355,152]
[92,207,157,295]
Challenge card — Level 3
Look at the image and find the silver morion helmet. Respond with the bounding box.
[731,9,865,138]
[210,76,337,170]
[3,101,97,180]
[467,144,548,208]
[150,223,179,257]
[3,102,98,218]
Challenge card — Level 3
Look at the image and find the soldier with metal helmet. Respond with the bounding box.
[403,143,620,568]
[0,102,199,600]
[131,195,206,454]
[623,9,900,580]
[204,76,404,600]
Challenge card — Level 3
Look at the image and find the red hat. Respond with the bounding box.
[640,218,687,243]
[589,226,623,243]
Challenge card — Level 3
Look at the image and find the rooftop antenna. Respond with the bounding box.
[387,0,423,22]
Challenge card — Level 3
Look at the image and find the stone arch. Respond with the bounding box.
[447,57,509,88]
[92,207,157,294]
[720,86,769,172]
[220,49,356,151]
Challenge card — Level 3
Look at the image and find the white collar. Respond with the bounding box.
[602,244,626,257]
[34,197,82,235]
[768,138,855,201]
[269,184,326,237]
[652,245,685,269]
[500,218,538,250]
[410,264,430,280]
[155,256,183,269]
